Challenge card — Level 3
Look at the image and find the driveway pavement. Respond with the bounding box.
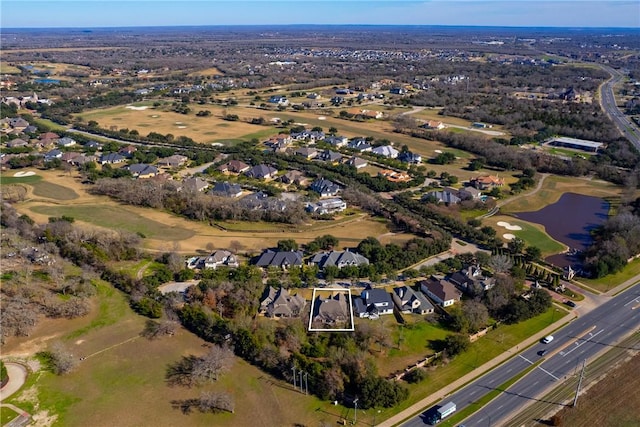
[0,363,27,401]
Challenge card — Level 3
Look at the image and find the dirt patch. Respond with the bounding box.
[551,353,640,426]
[31,410,58,427]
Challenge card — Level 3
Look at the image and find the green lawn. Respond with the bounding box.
[490,217,566,256]
[0,174,43,185]
[580,257,640,293]
[0,406,19,425]
[32,118,69,132]
[31,181,79,201]
[29,205,195,241]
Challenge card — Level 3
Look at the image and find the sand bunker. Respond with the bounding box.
[126,105,149,111]
[13,171,36,177]
[503,233,516,240]
[434,149,443,153]
[318,116,326,120]
[177,126,187,129]
[497,221,523,231]
[150,114,160,118]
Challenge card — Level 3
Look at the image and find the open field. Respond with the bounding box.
[30,181,80,200]
[551,353,640,427]
[187,67,223,77]
[483,215,567,256]
[0,63,22,74]
[500,175,622,214]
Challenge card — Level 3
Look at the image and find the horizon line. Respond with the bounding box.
[2,24,640,30]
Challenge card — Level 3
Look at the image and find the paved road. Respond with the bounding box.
[400,282,640,427]
[0,363,27,401]
[598,65,640,150]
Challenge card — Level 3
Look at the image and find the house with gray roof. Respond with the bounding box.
[127,163,159,178]
[210,181,242,198]
[203,250,239,269]
[254,250,303,269]
[422,190,462,205]
[309,250,369,270]
[398,151,422,164]
[354,288,394,318]
[305,198,346,215]
[392,286,434,315]
[317,150,343,163]
[158,154,188,168]
[309,178,341,197]
[44,149,63,161]
[448,265,494,294]
[312,293,349,325]
[84,140,103,150]
[324,135,349,147]
[295,147,318,160]
[99,152,126,165]
[347,138,372,152]
[245,164,278,180]
[57,137,76,147]
[280,170,308,186]
[6,138,28,148]
[372,145,399,159]
[346,156,368,169]
[260,287,306,318]
[180,177,210,193]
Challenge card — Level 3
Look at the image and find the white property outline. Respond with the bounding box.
[308,288,355,332]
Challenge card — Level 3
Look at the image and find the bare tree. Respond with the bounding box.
[191,344,235,383]
[462,299,489,333]
[48,341,78,375]
[141,319,178,340]
[198,391,234,414]
[488,254,513,273]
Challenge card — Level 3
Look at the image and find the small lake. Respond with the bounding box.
[34,78,60,84]
[514,192,610,267]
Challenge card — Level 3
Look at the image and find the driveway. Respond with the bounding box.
[0,362,28,401]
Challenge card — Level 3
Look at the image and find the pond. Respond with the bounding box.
[514,192,610,267]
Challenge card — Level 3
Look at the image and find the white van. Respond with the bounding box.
[542,335,554,344]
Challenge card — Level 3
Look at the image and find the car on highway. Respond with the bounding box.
[537,349,548,357]
[541,335,554,344]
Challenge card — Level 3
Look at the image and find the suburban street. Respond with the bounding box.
[400,282,640,427]
[598,65,640,150]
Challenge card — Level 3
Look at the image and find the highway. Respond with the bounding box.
[401,282,640,427]
[598,65,640,151]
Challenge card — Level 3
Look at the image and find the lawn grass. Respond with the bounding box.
[0,406,19,424]
[32,117,69,132]
[580,257,640,293]
[31,181,79,200]
[0,174,43,185]
[29,204,195,241]
[484,215,566,256]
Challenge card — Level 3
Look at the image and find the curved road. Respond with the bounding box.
[598,65,640,150]
[0,363,28,401]
[399,282,640,427]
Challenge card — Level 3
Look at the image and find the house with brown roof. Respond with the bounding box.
[280,170,308,186]
[312,293,349,325]
[260,287,306,318]
[379,169,412,183]
[217,160,251,174]
[470,175,505,190]
[422,120,445,130]
[419,276,462,307]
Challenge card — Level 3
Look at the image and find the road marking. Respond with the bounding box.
[624,296,640,307]
[518,354,533,365]
[537,366,560,381]
[561,329,604,358]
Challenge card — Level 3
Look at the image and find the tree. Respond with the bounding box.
[45,341,78,375]
[462,300,489,332]
[524,246,542,262]
[191,345,235,383]
[404,368,427,384]
[141,319,178,340]
[443,334,470,357]
[277,239,299,252]
[198,391,234,413]
[507,237,526,254]
[489,254,513,273]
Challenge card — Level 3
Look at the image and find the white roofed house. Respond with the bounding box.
[372,145,399,159]
[202,250,239,269]
[305,198,347,215]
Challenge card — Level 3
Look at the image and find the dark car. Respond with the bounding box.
[564,300,577,308]
[538,349,548,357]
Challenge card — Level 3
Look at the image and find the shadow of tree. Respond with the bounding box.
[165,355,199,387]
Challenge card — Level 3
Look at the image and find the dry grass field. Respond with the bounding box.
[13,170,402,254]
[187,67,224,77]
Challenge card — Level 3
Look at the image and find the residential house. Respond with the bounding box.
[99,152,126,165]
[309,178,341,197]
[268,95,289,106]
[280,170,308,186]
[6,138,28,148]
[354,288,394,319]
[389,87,407,95]
[324,135,349,147]
[70,154,97,166]
[392,286,435,315]
[265,134,293,150]
[217,160,251,174]
[260,287,306,318]
[210,181,242,198]
[306,198,346,215]
[312,293,349,325]
[119,145,137,158]
[245,164,278,180]
[398,151,422,164]
[458,186,482,200]
[379,170,412,183]
[60,151,82,163]
[421,120,445,130]
[180,177,210,192]
[254,250,304,269]
[23,125,38,134]
[39,132,60,141]
[44,149,63,162]
[317,150,343,164]
[470,175,505,190]
[347,108,384,119]
[372,145,399,159]
[347,138,372,152]
[335,88,351,95]
[309,250,368,270]
[290,130,325,142]
[57,137,76,147]
[295,147,318,160]
[346,156,368,169]
[127,163,159,178]
[84,140,103,150]
[422,190,462,205]
[419,277,462,307]
[8,117,29,130]
[307,93,321,99]
[330,96,344,105]
[448,265,494,294]
[157,154,188,168]
[203,250,239,269]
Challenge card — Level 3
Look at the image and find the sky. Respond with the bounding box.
[1,1,639,28]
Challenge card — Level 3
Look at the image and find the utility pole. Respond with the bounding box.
[353,398,358,425]
[304,371,308,395]
[573,359,586,407]
[292,366,296,390]
[300,371,304,393]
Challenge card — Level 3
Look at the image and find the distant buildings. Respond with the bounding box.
[547,136,604,153]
